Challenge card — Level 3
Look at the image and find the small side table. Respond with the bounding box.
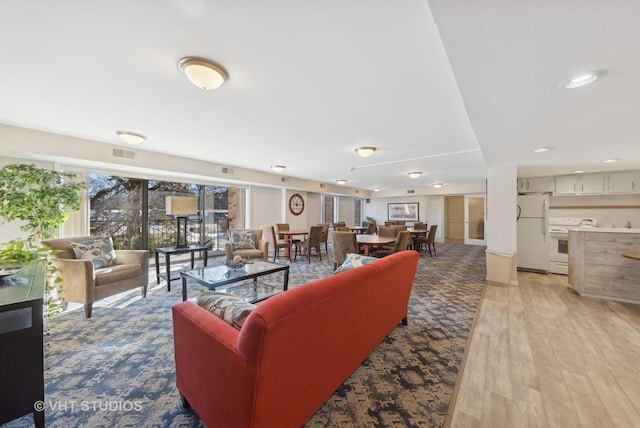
[155,245,209,291]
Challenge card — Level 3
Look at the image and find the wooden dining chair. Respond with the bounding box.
[317,223,329,253]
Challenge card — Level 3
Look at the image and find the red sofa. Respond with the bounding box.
[172,250,419,428]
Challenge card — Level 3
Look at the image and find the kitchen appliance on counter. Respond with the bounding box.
[517,194,549,272]
[548,217,597,274]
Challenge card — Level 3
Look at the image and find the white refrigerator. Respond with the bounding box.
[516,194,549,272]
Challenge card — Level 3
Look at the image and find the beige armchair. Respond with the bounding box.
[225,229,269,261]
[42,236,149,318]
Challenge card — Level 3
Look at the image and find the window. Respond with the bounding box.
[354,199,363,226]
[322,196,335,224]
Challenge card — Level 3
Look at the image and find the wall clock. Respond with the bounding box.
[289,193,305,216]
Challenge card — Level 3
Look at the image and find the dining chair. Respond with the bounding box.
[295,225,324,263]
[332,221,346,229]
[317,223,329,253]
[331,231,358,270]
[372,231,412,258]
[374,226,397,251]
[413,222,426,230]
[270,225,291,261]
[276,223,300,246]
[335,226,350,232]
[426,225,438,257]
[384,221,395,227]
[365,222,377,235]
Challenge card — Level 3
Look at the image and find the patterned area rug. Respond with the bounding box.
[7,243,486,428]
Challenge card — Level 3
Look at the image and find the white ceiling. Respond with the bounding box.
[0,1,638,191]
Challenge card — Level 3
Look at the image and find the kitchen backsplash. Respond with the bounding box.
[549,194,640,228]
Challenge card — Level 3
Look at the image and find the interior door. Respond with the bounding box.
[464,193,486,246]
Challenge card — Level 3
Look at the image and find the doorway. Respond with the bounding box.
[445,196,464,244]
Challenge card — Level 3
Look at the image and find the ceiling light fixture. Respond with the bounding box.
[372,187,382,192]
[432,183,443,188]
[603,158,619,163]
[561,70,606,89]
[533,147,551,153]
[408,172,422,178]
[116,131,146,145]
[572,170,585,174]
[270,165,286,173]
[355,147,376,158]
[178,57,227,90]
[336,179,347,185]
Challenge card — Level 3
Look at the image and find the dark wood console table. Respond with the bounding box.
[0,261,45,428]
[155,245,209,291]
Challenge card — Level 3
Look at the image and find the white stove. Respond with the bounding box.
[548,217,597,274]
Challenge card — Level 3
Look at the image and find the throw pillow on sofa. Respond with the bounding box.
[334,253,377,274]
[196,290,256,330]
[230,230,257,250]
[68,236,117,269]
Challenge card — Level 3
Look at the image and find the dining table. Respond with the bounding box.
[349,226,368,234]
[356,234,396,256]
[277,229,309,260]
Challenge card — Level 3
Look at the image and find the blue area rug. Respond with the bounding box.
[6,243,486,427]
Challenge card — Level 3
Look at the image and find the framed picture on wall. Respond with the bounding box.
[387,202,419,222]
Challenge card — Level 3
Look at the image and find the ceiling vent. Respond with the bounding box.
[319,183,325,188]
[112,148,136,160]
[355,189,360,194]
[280,177,288,183]
[221,167,234,174]
[407,189,415,194]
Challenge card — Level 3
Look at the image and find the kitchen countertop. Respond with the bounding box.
[570,227,640,233]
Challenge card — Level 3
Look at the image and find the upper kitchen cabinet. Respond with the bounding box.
[517,176,554,193]
[555,173,606,195]
[578,173,606,194]
[554,175,577,195]
[607,170,639,194]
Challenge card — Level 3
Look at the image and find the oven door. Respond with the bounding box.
[548,232,569,262]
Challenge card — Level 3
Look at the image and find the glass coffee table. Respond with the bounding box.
[180,260,289,303]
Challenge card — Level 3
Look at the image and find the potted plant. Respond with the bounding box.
[0,163,86,316]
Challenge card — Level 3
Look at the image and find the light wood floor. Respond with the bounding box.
[446,271,640,428]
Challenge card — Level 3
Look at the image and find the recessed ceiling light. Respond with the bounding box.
[603,159,619,163]
[372,187,382,192]
[533,147,552,153]
[116,131,146,145]
[571,170,585,174]
[560,70,606,89]
[178,57,227,90]
[336,179,347,185]
[408,172,422,178]
[270,165,286,173]
[432,183,443,188]
[355,147,376,157]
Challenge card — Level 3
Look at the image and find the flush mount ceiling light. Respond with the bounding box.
[560,70,606,89]
[178,57,227,90]
[604,158,619,163]
[408,171,422,178]
[572,170,585,174]
[432,183,443,188]
[533,147,552,153]
[116,131,146,145]
[355,147,376,158]
[372,187,382,192]
[270,165,286,173]
[336,179,347,185]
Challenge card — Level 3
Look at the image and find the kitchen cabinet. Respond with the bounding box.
[578,173,606,194]
[607,170,638,194]
[554,175,577,195]
[517,176,553,193]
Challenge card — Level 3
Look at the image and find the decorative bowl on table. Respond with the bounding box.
[224,259,248,270]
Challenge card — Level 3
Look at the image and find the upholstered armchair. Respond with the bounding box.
[42,236,149,318]
[225,229,269,261]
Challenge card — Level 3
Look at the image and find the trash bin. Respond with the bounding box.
[486,250,514,285]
